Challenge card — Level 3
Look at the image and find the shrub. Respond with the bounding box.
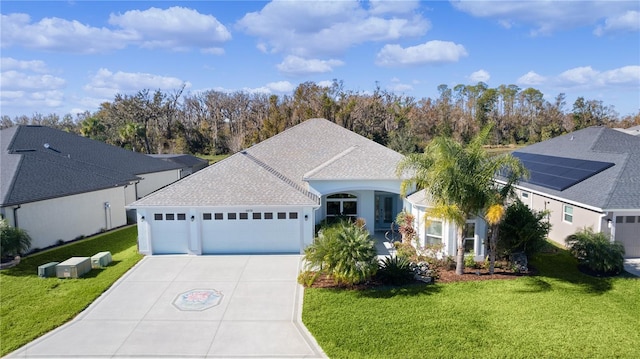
[377,256,414,285]
[304,220,378,286]
[394,241,417,260]
[498,200,550,258]
[566,228,625,275]
[297,270,320,287]
[395,211,416,244]
[464,250,477,268]
[0,219,32,259]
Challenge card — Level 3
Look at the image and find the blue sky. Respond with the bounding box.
[1,0,639,119]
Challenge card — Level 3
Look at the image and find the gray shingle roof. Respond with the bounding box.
[513,127,640,210]
[130,118,405,208]
[1,126,182,206]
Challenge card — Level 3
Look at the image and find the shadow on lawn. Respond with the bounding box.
[522,250,620,295]
[356,282,442,299]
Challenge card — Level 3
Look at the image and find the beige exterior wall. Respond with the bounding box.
[7,186,128,251]
[136,169,181,199]
[515,188,609,247]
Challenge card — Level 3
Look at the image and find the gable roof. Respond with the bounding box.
[1,125,182,207]
[512,126,640,210]
[148,154,208,169]
[130,118,405,208]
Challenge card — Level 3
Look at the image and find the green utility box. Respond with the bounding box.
[56,257,91,279]
[38,262,59,278]
[91,251,112,268]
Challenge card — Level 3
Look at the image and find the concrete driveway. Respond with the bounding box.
[6,255,326,358]
[624,258,640,277]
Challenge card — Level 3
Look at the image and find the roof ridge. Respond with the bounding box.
[303,145,358,180]
[240,151,319,203]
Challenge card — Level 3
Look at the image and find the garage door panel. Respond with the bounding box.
[151,221,189,254]
[616,220,640,258]
[201,217,300,254]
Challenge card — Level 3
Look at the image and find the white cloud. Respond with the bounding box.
[451,1,638,36]
[1,57,49,73]
[237,1,429,57]
[108,7,231,50]
[375,40,467,66]
[369,0,420,15]
[0,70,66,91]
[316,80,334,88]
[201,47,225,55]
[517,71,547,85]
[594,10,640,36]
[83,68,190,98]
[469,69,490,83]
[277,56,344,76]
[266,81,295,92]
[0,89,64,109]
[1,7,231,54]
[518,65,640,89]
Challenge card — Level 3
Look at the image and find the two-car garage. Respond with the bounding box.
[138,207,313,255]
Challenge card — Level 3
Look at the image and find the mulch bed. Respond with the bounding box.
[308,266,535,289]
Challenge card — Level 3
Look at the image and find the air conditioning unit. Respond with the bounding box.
[38,262,59,278]
[56,257,91,279]
[91,251,112,268]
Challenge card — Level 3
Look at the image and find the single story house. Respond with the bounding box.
[129,118,492,259]
[504,127,640,258]
[0,125,184,252]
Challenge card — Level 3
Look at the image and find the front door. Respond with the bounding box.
[375,194,395,231]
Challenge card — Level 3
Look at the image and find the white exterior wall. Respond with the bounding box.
[9,187,128,251]
[135,205,316,256]
[308,179,402,235]
[136,169,181,199]
[407,201,486,261]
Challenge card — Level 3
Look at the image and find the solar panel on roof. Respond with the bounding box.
[511,152,614,191]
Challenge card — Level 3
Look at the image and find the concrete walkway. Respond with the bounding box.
[624,258,640,277]
[6,255,326,359]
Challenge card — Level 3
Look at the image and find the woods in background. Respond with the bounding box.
[2,80,638,155]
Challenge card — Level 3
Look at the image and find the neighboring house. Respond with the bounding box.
[128,118,405,255]
[503,127,640,258]
[148,154,208,178]
[404,190,488,261]
[0,125,184,252]
[614,125,640,136]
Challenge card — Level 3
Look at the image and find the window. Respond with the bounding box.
[253,213,261,220]
[277,212,287,219]
[521,191,530,199]
[464,222,475,254]
[203,213,212,220]
[426,220,442,246]
[326,193,358,219]
[563,205,573,223]
[289,212,298,219]
[177,213,186,221]
[264,212,273,220]
[239,213,248,220]
[214,213,223,220]
[154,213,163,221]
[616,216,624,223]
[228,213,237,220]
[165,213,175,220]
[626,216,636,223]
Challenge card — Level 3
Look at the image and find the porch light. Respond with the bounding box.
[607,219,612,229]
[191,215,195,222]
[141,216,145,222]
[304,215,309,221]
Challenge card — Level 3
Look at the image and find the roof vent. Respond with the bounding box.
[44,143,50,149]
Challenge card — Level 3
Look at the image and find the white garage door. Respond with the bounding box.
[201,210,301,254]
[150,212,190,254]
[615,215,640,258]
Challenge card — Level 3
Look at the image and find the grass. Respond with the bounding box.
[197,153,230,165]
[0,226,142,356]
[303,249,640,358]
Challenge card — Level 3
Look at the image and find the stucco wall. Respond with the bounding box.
[136,169,181,199]
[8,186,128,251]
[516,188,606,247]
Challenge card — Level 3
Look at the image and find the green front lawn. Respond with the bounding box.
[0,226,142,356]
[303,250,640,358]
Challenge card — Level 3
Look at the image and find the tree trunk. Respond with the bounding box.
[455,227,465,275]
[489,225,498,275]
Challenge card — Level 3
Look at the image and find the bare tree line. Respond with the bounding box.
[2,80,638,155]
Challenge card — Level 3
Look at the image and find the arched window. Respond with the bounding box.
[326,193,357,219]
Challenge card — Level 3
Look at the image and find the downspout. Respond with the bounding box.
[13,205,21,228]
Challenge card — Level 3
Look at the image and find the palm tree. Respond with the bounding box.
[397,126,525,275]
